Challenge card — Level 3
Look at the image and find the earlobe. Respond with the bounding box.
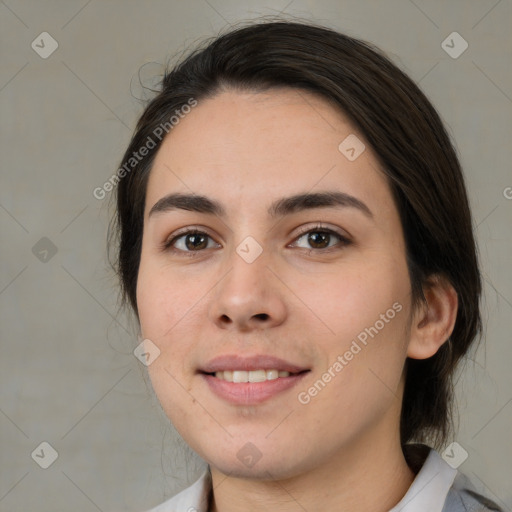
[407,275,458,360]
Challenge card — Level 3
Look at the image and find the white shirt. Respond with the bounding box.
[144,447,500,512]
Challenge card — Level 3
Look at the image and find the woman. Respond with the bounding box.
[111,20,502,512]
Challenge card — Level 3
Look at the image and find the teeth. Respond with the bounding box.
[266,369,279,380]
[249,370,266,383]
[214,369,291,382]
[233,370,248,383]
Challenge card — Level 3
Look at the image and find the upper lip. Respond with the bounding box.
[199,354,310,374]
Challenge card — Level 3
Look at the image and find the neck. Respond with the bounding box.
[208,420,415,512]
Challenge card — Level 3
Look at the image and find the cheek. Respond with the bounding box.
[308,257,412,396]
[136,256,206,340]
[306,258,410,337]
[136,258,213,405]
[136,261,200,426]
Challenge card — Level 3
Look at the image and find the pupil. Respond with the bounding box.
[309,232,329,249]
[186,234,207,250]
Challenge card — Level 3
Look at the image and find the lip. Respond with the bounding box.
[199,354,309,374]
[198,354,310,405]
[201,372,309,405]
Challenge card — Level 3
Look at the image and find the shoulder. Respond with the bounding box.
[442,471,503,512]
[396,444,503,512]
[142,468,212,512]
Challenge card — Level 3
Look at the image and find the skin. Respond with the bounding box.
[136,88,458,511]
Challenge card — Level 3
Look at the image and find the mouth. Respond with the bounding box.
[198,354,311,405]
[207,369,303,383]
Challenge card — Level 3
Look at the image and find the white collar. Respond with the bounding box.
[147,448,457,512]
[389,448,457,511]
[145,468,211,511]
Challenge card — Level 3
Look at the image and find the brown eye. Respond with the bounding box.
[305,231,331,249]
[164,230,219,253]
[182,233,208,250]
[292,226,350,251]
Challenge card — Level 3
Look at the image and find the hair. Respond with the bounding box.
[110,19,482,449]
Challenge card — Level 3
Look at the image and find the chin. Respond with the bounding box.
[209,457,303,481]
[200,441,317,482]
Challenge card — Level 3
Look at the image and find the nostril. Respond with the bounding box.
[254,313,269,321]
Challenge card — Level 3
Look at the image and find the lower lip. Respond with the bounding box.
[201,372,309,405]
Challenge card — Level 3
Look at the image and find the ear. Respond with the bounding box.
[407,275,458,359]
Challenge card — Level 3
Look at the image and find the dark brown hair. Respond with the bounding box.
[110,20,482,449]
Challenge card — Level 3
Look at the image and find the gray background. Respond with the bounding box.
[1,1,511,511]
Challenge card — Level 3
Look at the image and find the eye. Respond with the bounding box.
[162,223,351,256]
[163,228,220,255]
[290,224,351,252]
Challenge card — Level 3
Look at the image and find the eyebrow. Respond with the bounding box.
[148,190,373,220]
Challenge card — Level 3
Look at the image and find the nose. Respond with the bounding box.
[207,245,287,332]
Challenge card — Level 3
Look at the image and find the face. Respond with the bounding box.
[136,88,414,479]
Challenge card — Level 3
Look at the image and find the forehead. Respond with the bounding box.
[145,88,392,219]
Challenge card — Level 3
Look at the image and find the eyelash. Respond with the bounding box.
[161,223,352,257]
